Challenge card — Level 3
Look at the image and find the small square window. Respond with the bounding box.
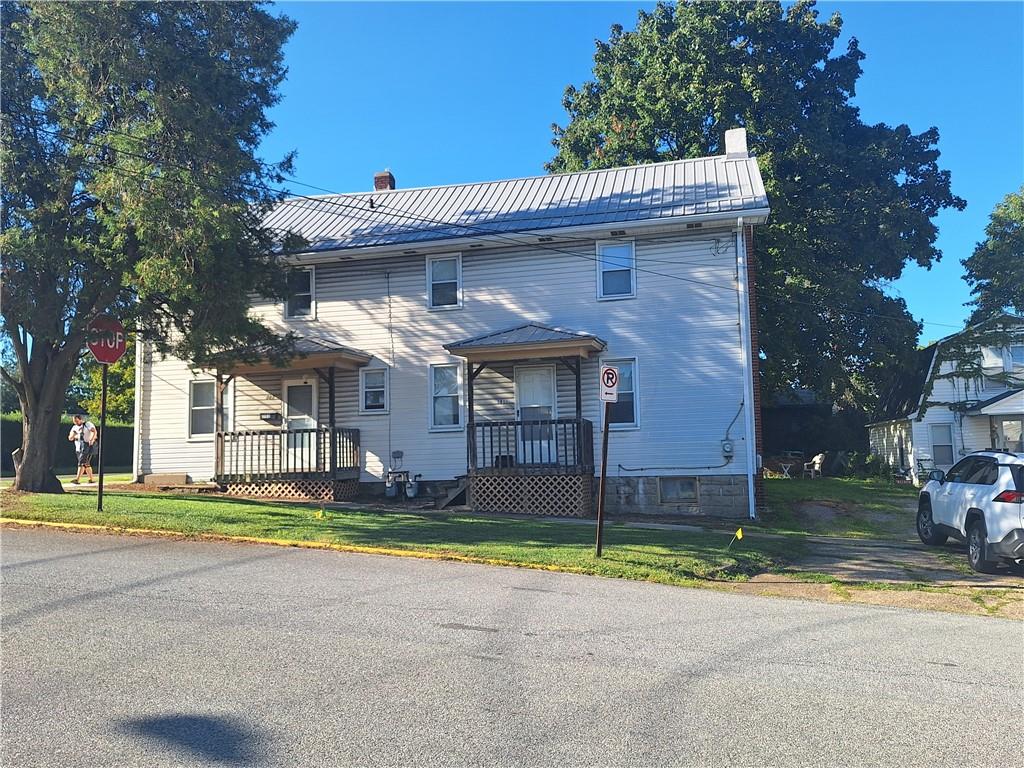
[286,268,315,319]
[427,255,461,309]
[360,368,389,414]
[660,477,698,503]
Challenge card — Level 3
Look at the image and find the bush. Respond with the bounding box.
[1,412,134,473]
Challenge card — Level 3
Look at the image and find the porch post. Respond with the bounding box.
[575,356,583,421]
[328,366,337,476]
[468,363,486,474]
[214,372,232,480]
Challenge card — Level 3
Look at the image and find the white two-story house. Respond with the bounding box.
[868,318,1024,484]
[133,129,769,519]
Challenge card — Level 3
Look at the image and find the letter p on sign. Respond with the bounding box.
[600,365,619,403]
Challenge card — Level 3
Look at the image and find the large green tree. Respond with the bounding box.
[549,1,965,406]
[963,187,1024,318]
[1,2,300,491]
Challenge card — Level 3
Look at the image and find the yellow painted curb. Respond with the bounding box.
[0,517,589,576]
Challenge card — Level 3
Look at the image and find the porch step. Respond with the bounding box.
[436,477,469,509]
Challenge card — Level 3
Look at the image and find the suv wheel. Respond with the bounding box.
[917,499,947,546]
[967,518,998,574]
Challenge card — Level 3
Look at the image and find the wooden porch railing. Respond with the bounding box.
[215,427,360,483]
[469,418,594,476]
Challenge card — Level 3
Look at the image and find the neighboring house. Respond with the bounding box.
[868,319,1024,484]
[134,129,769,518]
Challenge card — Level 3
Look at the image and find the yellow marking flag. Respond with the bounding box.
[735,527,743,540]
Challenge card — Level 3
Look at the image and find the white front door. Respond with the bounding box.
[515,366,556,465]
[283,380,317,472]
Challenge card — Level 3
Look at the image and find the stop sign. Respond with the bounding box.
[87,315,127,365]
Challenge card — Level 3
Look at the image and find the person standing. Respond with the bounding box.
[68,414,98,484]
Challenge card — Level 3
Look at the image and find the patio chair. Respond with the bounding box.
[803,453,826,479]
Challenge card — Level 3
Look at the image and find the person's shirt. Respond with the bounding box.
[71,422,96,449]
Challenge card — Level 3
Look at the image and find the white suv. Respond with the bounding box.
[917,450,1024,573]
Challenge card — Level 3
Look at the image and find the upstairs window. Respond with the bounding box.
[427,255,462,309]
[286,267,315,319]
[597,241,635,299]
[360,368,389,414]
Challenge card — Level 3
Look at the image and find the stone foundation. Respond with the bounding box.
[605,475,749,518]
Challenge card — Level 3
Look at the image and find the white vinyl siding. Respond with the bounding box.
[141,228,754,482]
[427,254,462,309]
[596,240,635,299]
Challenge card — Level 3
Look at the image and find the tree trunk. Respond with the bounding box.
[12,345,80,493]
[14,407,64,493]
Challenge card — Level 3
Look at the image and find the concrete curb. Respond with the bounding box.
[0,516,598,578]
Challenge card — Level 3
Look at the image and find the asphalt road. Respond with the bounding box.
[2,528,1021,768]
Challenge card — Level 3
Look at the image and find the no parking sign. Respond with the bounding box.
[599,365,619,403]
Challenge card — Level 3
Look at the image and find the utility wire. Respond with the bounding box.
[18,120,964,330]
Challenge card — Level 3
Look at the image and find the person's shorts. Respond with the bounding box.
[76,445,94,467]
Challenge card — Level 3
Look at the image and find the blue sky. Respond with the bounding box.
[260,2,1024,345]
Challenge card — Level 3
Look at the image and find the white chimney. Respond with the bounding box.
[724,128,748,159]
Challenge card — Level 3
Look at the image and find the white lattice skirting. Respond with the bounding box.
[470,474,593,517]
[224,478,359,502]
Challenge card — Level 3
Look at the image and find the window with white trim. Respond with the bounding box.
[360,368,389,414]
[188,380,231,439]
[597,241,635,299]
[605,358,637,427]
[427,255,461,309]
[929,423,954,466]
[429,363,461,430]
[285,267,315,319]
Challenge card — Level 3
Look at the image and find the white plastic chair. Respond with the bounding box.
[803,453,826,478]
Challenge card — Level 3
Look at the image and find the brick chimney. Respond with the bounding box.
[374,170,396,191]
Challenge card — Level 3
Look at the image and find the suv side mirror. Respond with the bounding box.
[928,469,945,484]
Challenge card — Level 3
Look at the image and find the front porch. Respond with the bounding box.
[446,323,605,517]
[211,338,371,500]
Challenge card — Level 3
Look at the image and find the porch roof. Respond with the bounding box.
[217,336,372,375]
[965,388,1024,416]
[444,323,606,362]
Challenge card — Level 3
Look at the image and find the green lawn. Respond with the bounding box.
[759,477,920,538]
[2,491,804,587]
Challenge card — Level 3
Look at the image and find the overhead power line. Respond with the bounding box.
[13,118,964,330]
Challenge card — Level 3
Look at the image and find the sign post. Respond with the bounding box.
[87,315,128,512]
[595,365,619,558]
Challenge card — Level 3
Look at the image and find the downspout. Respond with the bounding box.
[131,333,144,482]
[735,218,758,520]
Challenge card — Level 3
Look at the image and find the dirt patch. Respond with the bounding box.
[727,573,1024,620]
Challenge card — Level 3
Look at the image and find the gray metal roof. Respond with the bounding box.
[265,154,769,253]
[446,323,606,351]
